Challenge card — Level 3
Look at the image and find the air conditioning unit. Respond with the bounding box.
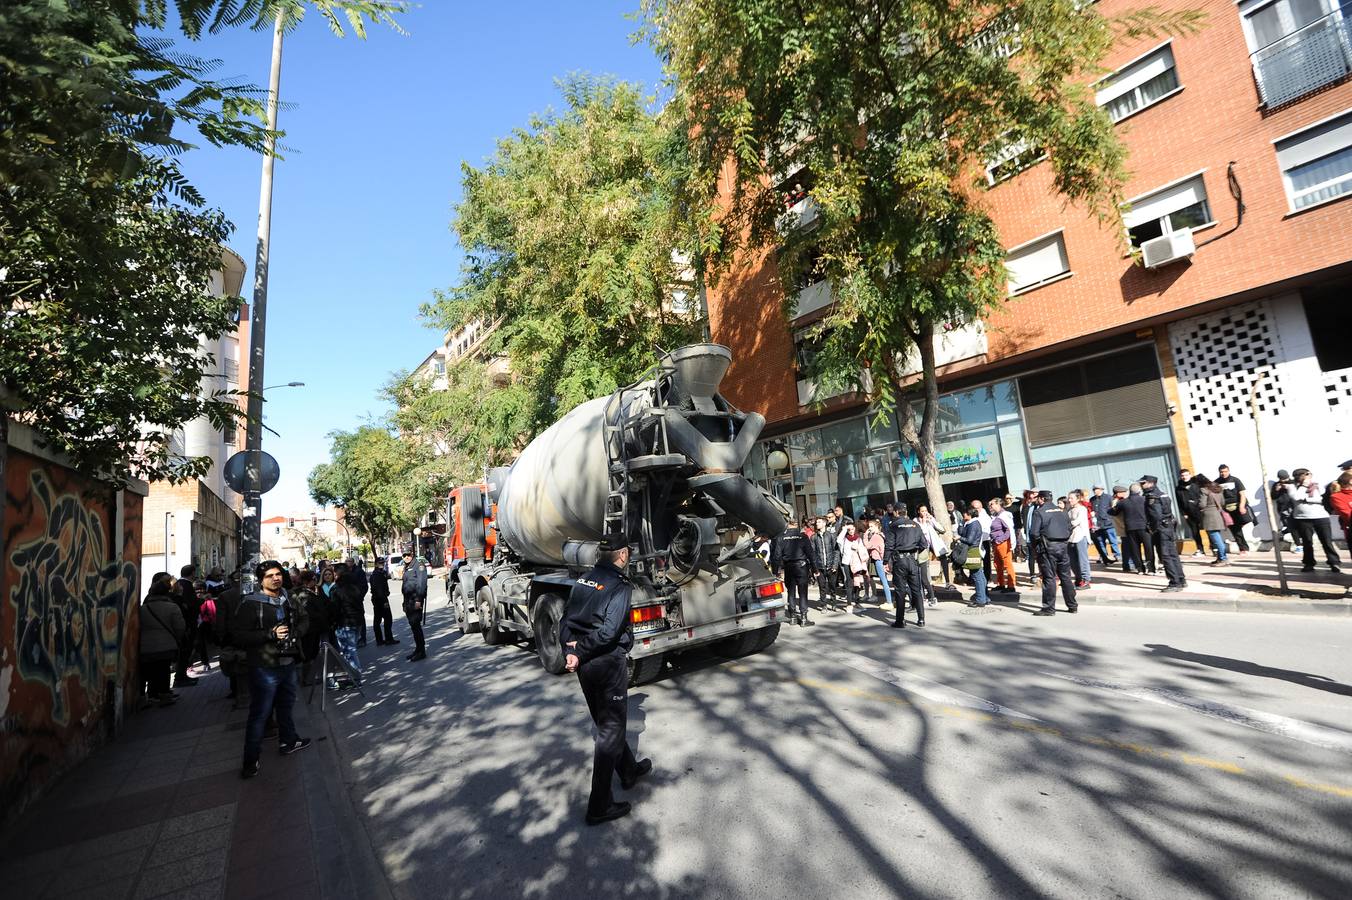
[1141,230,1196,269]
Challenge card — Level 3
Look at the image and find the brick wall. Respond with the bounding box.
[705,0,1352,425]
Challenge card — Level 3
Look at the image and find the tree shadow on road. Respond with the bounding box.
[325,602,1352,899]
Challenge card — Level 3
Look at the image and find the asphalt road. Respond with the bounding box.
[329,580,1352,899]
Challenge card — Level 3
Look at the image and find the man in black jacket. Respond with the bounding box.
[228,560,311,778]
[401,552,429,660]
[1141,475,1187,592]
[1029,491,1077,616]
[808,516,841,610]
[885,505,927,629]
[172,563,201,689]
[330,563,365,678]
[369,558,397,646]
[1112,486,1153,575]
[560,535,652,826]
[1175,470,1205,558]
[771,519,814,626]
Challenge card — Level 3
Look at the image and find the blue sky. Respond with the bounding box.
[177,1,663,517]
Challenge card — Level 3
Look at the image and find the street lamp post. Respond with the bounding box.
[241,9,286,589]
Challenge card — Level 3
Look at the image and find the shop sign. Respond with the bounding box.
[897,430,1004,486]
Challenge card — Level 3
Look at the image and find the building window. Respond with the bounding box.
[1096,43,1180,123]
[985,136,1045,185]
[1124,173,1213,248]
[1276,108,1352,210]
[1242,0,1352,108]
[1006,231,1070,295]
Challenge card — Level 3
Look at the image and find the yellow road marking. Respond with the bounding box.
[717,660,1352,801]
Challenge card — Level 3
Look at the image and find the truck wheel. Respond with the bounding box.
[453,586,481,635]
[751,624,781,653]
[477,587,503,645]
[628,654,665,686]
[532,593,567,674]
[711,630,761,659]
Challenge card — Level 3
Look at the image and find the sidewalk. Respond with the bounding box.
[0,664,389,900]
[922,551,1352,616]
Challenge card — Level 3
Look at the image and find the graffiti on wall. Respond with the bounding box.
[4,469,138,726]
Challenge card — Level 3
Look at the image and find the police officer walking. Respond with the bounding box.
[1028,490,1078,616]
[771,519,814,626]
[1140,475,1188,592]
[561,535,652,826]
[886,505,927,628]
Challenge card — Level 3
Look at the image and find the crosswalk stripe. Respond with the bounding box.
[1043,671,1352,755]
[813,645,1041,721]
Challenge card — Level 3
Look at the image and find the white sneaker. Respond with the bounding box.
[880,602,895,611]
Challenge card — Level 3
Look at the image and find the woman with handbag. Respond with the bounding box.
[1196,475,1230,565]
[956,509,991,607]
[140,576,187,707]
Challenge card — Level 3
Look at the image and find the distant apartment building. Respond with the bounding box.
[140,248,251,578]
[707,0,1352,538]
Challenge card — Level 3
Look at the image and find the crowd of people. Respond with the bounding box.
[764,460,1352,625]
[137,550,432,778]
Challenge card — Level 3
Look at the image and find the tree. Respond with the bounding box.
[642,0,1202,529]
[308,426,419,554]
[421,76,706,457]
[0,0,405,483]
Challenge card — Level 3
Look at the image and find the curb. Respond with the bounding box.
[976,592,1352,617]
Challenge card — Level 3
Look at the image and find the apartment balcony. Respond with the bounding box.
[1252,11,1352,108]
[776,195,821,235]
[486,354,511,387]
[793,278,833,321]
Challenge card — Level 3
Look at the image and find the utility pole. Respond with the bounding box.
[1250,370,1289,595]
[241,11,286,591]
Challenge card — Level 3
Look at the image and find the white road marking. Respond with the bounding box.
[813,645,1040,721]
[1043,671,1352,755]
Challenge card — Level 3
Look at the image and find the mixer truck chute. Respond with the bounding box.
[449,343,791,684]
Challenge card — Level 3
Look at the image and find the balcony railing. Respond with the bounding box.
[1251,10,1352,108]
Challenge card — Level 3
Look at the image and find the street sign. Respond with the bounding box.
[224,450,281,494]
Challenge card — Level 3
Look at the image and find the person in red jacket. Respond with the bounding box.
[1331,472,1352,536]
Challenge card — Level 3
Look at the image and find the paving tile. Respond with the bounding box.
[181,760,242,782]
[251,877,320,900]
[225,822,310,867]
[167,788,240,819]
[45,845,149,893]
[143,876,224,900]
[132,847,229,899]
[223,859,317,900]
[0,842,70,872]
[159,805,236,841]
[151,823,232,865]
[69,823,161,862]
[58,873,136,900]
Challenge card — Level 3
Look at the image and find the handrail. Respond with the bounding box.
[1249,7,1348,59]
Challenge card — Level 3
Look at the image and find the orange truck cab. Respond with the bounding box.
[445,483,494,572]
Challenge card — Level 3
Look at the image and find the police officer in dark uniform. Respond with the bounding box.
[1028,490,1078,616]
[886,505,927,628]
[1140,475,1188,592]
[771,519,814,626]
[561,534,652,826]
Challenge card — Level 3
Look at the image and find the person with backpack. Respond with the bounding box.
[1028,490,1077,616]
[1286,468,1342,573]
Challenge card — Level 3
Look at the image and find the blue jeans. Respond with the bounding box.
[1091,526,1119,564]
[969,566,989,606]
[1208,530,1228,561]
[1074,538,1091,584]
[334,626,361,674]
[244,664,299,763]
[873,559,894,606]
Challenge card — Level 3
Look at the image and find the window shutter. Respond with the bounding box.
[1019,346,1168,447]
[1123,175,1208,228]
[1276,111,1352,171]
[1096,45,1175,105]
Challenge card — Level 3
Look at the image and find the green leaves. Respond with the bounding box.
[420,76,705,465]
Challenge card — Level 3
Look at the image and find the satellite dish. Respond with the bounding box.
[224,450,281,494]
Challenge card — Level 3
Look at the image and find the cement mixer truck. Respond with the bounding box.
[447,344,791,684]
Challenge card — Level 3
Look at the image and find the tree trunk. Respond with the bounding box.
[894,318,951,534]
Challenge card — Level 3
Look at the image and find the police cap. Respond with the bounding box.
[1138,474,1160,485]
[599,532,628,551]
[1037,490,1053,501]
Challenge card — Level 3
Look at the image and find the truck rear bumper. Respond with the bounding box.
[629,601,787,660]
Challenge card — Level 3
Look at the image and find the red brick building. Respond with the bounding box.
[709,0,1352,538]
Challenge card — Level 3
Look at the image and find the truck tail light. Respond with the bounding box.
[631,604,666,625]
[756,581,784,598]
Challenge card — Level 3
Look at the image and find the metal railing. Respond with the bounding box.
[1251,10,1352,108]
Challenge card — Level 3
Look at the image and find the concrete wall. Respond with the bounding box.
[1,429,144,828]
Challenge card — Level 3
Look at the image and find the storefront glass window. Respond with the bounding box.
[792,458,837,514]
[820,417,869,455]
[785,427,825,461]
[836,449,894,513]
